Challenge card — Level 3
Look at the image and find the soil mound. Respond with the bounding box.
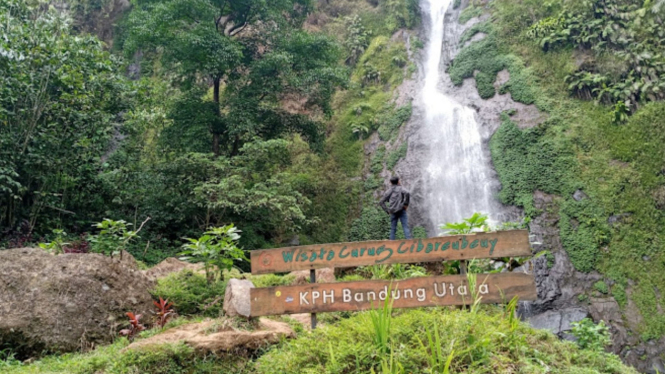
[0,248,154,358]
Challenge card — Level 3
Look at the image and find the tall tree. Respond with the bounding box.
[124,0,344,156]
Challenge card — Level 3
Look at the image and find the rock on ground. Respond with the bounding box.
[290,268,336,285]
[126,318,294,353]
[143,257,205,281]
[0,248,154,358]
[223,279,255,318]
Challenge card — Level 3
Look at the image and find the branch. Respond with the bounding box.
[228,22,248,36]
[134,216,152,235]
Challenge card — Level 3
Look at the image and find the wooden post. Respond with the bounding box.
[310,269,317,330]
[460,260,468,275]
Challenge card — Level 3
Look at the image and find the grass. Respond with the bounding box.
[2,331,252,374]
[254,307,636,374]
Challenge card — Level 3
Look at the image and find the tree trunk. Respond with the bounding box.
[212,77,221,157]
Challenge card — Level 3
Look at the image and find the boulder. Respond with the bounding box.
[0,248,154,358]
[223,279,254,318]
[290,267,336,285]
[126,317,294,353]
[143,257,205,281]
[527,308,588,336]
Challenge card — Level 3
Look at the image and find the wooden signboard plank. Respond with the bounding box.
[251,230,530,275]
[250,272,536,317]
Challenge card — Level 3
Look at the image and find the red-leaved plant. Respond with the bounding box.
[119,312,145,340]
[153,297,175,329]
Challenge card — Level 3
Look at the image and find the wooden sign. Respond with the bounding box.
[250,272,537,317]
[251,230,530,275]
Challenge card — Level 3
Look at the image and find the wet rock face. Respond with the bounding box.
[0,248,154,358]
[524,191,665,373]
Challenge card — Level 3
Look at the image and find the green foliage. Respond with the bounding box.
[386,143,408,170]
[453,0,462,10]
[89,219,146,257]
[411,226,428,239]
[490,0,665,340]
[359,264,427,280]
[449,29,538,103]
[490,116,577,216]
[370,145,387,174]
[0,0,130,233]
[459,3,483,24]
[344,15,371,66]
[383,0,421,32]
[38,229,69,255]
[348,205,390,242]
[377,104,412,141]
[418,323,455,374]
[441,212,489,234]
[2,338,250,374]
[180,225,246,283]
[571,318,612,351]
[411,36,424,50]
[594,281,609,294]
[150,270,227,317]
[368,290,394,354]
[123,0,345,156]
[255,307,636,374]
[364,174,383,191]
[527,0,665,111]
[459,21,492,45]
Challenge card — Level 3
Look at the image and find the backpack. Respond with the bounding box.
[387,186,409,214]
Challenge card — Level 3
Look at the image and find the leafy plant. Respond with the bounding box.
[440,212,489,234]
[89,218,150,258]
[374,346,404,374]
[368,287,394,354]
[38,229,69,255]
[418,323,455,374]
[570,318,611,351]
[0,348,20,368]
[180,224,246,283]
[344,14,371,66]
[153,297,175,329]
[119,312,146,341]
[466,270,488,314]
[151,270,227,317]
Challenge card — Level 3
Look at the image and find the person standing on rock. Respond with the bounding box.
[379,176,411,240]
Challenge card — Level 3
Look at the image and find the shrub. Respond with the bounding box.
[386,143,407,170]
[150,270,227,317]
[593,281,609,295]
[254,308,635,374]
[571,318,611,351]
[179,225,246,284]
[370,145,386,174]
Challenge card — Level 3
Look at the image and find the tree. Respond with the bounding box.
[124,0,344,156]
[0,0,130,232]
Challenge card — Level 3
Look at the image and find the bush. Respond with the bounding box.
[386,143,408,170]
[571,318,612,351]
[150,270,227,317]
[255,308,635,374]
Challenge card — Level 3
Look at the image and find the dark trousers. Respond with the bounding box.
[390,210,411,240]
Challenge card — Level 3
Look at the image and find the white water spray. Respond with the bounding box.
[419,0,503,230]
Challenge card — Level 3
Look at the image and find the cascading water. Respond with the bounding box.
[417,0,506,231]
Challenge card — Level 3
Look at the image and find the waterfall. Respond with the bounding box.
[417,0,506,232]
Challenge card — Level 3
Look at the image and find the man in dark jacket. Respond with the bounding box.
[379,176,411,240]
